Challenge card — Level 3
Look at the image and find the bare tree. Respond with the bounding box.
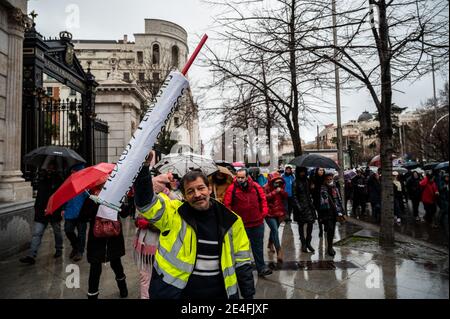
[205,0,448,246]
[294,0,449,246]
[406,82,449,162]
[203,0,335,158]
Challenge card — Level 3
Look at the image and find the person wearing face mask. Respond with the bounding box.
[224,169,272,277]
[318,173,345,256]
[264,172,288,263]
[20,161,65,265]
[208,166,234,203]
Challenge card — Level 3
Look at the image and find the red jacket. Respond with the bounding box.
[264,173,288,219]
[420,176,439,204]
[223,176,268,228]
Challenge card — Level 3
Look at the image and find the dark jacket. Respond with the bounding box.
[406,175,422,201]
[439,180,449,215]
[34,171,64,223]
[367,174,381,204]
[293,177,317,224]
[318,184,344,222]
[311,171,325,211]
[79,198,131,264]
[352,174,368,199]
[223,177,268,228]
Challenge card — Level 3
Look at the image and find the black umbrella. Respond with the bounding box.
[289,154,340,170]
[434,161,449,171]
[423,162,440,171]
[214,160,236,173]
[401,161,420,169]
[24,145,86,170]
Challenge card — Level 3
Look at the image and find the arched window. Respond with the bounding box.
[171,45,179,68]
[152,43,160,65]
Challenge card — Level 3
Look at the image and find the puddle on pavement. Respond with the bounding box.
[266,260,360,271]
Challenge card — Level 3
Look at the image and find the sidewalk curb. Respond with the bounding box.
[345,217,449,255]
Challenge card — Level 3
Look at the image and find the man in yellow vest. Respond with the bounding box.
[133,157,255,299]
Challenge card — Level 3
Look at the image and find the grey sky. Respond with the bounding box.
[28,0,448,145]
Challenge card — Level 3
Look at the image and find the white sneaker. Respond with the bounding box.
[396,217,401,224]
[415,216,421,222]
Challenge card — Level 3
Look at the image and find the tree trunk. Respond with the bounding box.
[378,0,395,247]
[290,0,302,157]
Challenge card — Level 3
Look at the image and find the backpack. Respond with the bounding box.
[231,182,263,209]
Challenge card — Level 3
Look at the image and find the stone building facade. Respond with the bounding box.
[69,19,201,160]
[0,0,34,259]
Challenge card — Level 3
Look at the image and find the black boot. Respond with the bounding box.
[87,291,99,299]
[327,229,336,256]
[299,224,308,252]
[306,224,315,253]
[116,276,128,298]
[301,239,308,253]
[306,237,315,253]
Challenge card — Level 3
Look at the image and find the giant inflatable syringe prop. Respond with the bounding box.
[91,34,208,221]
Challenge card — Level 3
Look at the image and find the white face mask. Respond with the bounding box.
[328,181,334,186]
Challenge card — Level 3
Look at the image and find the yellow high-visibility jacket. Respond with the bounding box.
[138,192,255,299]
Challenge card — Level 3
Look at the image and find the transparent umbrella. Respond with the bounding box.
[154,152,219,177]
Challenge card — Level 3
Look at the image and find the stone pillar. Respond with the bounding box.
[0,6,33,202]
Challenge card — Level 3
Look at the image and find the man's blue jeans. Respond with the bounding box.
[29,221,63,258]
[245,223,267,273]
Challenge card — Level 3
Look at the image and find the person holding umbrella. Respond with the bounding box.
[79,185,133,299]
[20,161,65,265]
[293,167,317,253]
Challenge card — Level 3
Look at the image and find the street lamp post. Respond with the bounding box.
[332,0,345,200]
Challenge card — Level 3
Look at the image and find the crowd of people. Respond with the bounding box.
[18,156,448,299]
[345,166,449,236]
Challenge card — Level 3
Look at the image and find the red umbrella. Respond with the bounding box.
[45,162,115,215]
[369,154,397,168]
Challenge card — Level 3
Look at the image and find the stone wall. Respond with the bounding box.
[0,0,34,259]
[0,200,34,260]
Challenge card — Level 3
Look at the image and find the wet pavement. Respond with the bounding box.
[350,200,448,249]
[0,216,448,299]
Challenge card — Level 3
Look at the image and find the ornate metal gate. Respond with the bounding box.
[21,21,108,180]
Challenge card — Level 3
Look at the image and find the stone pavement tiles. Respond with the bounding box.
[0,217,448,299]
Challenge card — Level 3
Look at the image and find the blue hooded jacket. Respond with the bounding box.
[282,173,296,197]
[63,191,89,220]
